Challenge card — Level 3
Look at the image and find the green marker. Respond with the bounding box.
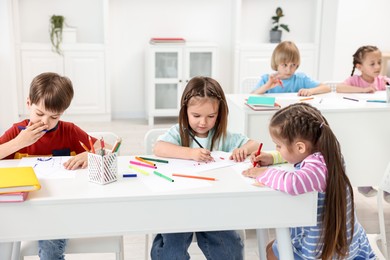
[153,171,174,182]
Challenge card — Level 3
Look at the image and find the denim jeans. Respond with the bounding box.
[151,231,243,260]
[38,239,67,260]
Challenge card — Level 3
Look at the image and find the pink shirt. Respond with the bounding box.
[343,75,390,90]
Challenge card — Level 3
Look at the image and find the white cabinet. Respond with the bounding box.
[146,43,217,126]
[12,0,110,121]
[20,45,108,119]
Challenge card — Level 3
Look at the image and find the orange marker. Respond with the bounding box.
[135,156,156,166]
[172,173,216,181]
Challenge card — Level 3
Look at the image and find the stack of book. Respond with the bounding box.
[149,37,186,45]
[0,167,41,202]
[245,96,281,111]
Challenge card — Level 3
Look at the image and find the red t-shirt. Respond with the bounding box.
[0,119,97,159]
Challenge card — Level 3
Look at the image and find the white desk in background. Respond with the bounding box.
[0,157,317,260]
[227,92,390,187]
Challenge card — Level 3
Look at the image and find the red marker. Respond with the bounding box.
[277,79,284,88]
[253,143,263,167]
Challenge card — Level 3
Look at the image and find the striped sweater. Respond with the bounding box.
[257,152,375,259]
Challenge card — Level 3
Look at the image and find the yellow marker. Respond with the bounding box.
[129,165,149,176]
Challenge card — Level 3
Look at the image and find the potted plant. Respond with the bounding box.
[50,15,65,55]
[270,7,290,43]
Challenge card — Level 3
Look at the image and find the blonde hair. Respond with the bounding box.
[271,41,300,71]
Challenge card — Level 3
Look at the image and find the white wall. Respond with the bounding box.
[330,0,390,82]
[109,0,235,119]
[2,0,390,121]
[0,0,18,132]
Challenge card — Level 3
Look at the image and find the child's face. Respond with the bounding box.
[187,98,219,138]
[277,62,299,79]
[356,50,382,79]
[271,133,309,164]
[27,99,63,131]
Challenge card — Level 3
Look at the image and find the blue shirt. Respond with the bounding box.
[254,72,319,93]
[157,124,249,152]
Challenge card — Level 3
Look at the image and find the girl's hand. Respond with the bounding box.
[242,166,268,178]
[63,152,88,170]
[297,88,313,96]
[15,121,48,147]
[190,148,214,162]
[250,151,273,166]
[229,147,248,162]
[363,86,376,93]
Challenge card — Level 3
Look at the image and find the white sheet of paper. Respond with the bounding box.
[18,156,76,179]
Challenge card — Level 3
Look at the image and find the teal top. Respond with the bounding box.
[157,124,250,152]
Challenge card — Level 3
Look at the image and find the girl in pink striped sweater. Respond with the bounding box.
[242,103,375,259]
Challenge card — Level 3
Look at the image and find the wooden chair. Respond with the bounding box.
[142,128,246,259]
[14,131,124,260]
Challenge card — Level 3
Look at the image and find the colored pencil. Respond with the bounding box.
[79,141,90,152]
[172,173,216,181]
[366,100,386,103]
[299,97,314,101]
[253,143,263,167]
[185,128,203,148]
[88,135,96,154]
[343,97,359,102]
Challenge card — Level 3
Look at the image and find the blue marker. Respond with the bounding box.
[367,100,386,103]
[123,173,137,178]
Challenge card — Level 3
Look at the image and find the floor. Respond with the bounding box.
[25,118,390,259]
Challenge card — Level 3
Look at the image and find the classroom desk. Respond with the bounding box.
[227,92,390,187]
[0,157,317,260]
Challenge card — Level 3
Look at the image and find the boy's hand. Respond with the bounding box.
[267,74,282,90]
[63,152,88,170]
[297,88,313,96]
[250,151,273,166]
[229,147,248,162]
[190,148,214,162]
[242,166,268,178]
[16,121,48,147]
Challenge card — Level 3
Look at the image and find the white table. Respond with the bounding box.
[227,92,390,187]
[0,157,317,260]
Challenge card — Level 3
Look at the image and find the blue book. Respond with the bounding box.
[247,96,276,107]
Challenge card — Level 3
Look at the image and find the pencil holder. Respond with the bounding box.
[88,151,118,185]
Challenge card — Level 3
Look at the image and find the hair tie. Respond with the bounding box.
[320,122,325,128]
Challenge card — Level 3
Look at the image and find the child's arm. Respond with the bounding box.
[242,150,284,178]
[251,74,281,94]
[154,140,213,162]
[229,139,258,162]
[297,83,331,96]
[336,84,376,93]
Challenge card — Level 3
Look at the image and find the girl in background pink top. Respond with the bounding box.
[337,45,390,93]
[338,45,390,198]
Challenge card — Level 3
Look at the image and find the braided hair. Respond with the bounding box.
[351,45,380,76]
[269,103,354,259]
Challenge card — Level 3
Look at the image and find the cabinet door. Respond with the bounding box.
[184,47,217,82]
[151,49,183,113]
[63,51,106,114]
[20,51,63,114]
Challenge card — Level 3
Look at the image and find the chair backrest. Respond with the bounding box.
[240,77,259,93]
[88,131,121,155]
[144,128,168,154]
[380,161,390,193]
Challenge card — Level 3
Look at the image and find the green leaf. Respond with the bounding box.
[280,24,290,32]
